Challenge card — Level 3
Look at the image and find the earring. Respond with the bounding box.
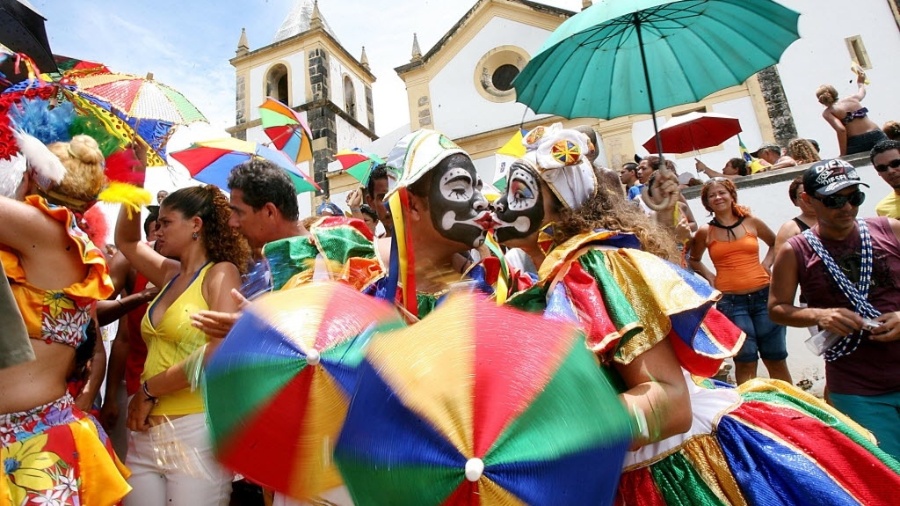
[192,232,199,240]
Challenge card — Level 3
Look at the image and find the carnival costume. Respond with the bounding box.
[1,196,130,506]
[361,129,496,322]
[262,215,380,293]
[502,124,900,505]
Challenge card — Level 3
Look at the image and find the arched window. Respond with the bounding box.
[343,75,356,119]
[266,64,289,104]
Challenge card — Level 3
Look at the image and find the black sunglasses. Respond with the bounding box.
[875,158,900,173]
[811,190,865,209]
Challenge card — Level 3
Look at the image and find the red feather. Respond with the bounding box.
[104,149,144,185]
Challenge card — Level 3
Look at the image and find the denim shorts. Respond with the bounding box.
[717,286,788,362]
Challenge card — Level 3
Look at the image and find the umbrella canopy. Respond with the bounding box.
[0,0,57,75]
[1,78,168,166]
[333,148,384,186]
[641,111,742,154]
[204,282,403,502]
[69,71,207,124]
[334,292,632,505]
[170,137,320,193]
[52,54,110,79]
[62,87,174,164]
[513,0,799,208]
[514,0,800,121]
[260,97,313,164]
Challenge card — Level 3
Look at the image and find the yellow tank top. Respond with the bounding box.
[141,263,212,416]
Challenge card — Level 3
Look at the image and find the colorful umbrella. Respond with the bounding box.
[70,71,207,124]
[333,148,384,186]
[641,112,742,154]
[259,96,313,164]
[52,54,109,79]
[513,0,800,158]
[170,137,320,193]
[204,282,403,502]
[514,0,799,211]
[62,87,174,163]
[334,292,632,505]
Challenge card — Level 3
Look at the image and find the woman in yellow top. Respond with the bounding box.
[1,134,130,505]
[115,183,249,506]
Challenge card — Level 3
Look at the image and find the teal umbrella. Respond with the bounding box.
[514,0,800,161]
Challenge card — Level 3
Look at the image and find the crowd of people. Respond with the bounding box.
[3,81,900,505]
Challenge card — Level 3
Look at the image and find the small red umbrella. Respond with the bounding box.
[642,112,742,154]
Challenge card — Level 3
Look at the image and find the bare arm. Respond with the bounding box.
[823,109,848,156]
[696,159,739,180]
[100,317,129,430]
[768,242,863,334]
[688,226,716,286]
[851,81,867,101]
[615,339,691,449]
[114,204,177,289]
[752,216,778,271]
[678,200,698,233]
[771,156,798,170]
[772,220,800,258]
[74,328,107,412]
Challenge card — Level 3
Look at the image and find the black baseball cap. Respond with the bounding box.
[802,159,869,196]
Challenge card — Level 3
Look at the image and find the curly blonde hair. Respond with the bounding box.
[815,84,838,106]
[552,190,680,262]
[46,135,106,207]
[162,185,251,273]
[787,138,821,165]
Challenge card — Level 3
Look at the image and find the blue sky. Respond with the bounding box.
[31,0,582,137]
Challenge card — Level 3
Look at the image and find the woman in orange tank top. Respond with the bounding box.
[689,178,791,386]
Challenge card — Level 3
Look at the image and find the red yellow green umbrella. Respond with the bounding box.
[170,137,319,193]
[334,148,384,186]
[69,71,207,124]
[259,96,313,164]
[203,282,403,502]
[334,292,633,505]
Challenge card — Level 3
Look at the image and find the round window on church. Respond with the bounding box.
[492,64,519,92]
[474,46,530,103]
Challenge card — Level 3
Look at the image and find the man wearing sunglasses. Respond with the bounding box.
[870,139,900,219]
[769,158,900,460]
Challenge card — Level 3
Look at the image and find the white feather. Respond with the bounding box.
[12,130,66,185]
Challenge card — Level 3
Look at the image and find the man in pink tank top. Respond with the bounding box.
[769,159,900,460]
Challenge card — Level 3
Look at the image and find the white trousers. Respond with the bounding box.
[124,413,232,506]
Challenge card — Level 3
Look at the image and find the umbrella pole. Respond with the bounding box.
[634,13,674,211]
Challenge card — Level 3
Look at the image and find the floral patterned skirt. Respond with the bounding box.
[1,393,130,506]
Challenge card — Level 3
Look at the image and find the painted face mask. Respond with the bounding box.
[492,159,544,243]
[427,153,491,248]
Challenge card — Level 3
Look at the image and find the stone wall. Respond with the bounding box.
[365,85,374,132]
[234,75,246,141]
[757,65,798,147]
[308,48,329,102]
[308,49,333,195]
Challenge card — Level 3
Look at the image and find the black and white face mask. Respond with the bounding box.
[427,153,491,248]
[492,160,544,243]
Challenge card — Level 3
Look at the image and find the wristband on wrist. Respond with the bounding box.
[141,381,159,404]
